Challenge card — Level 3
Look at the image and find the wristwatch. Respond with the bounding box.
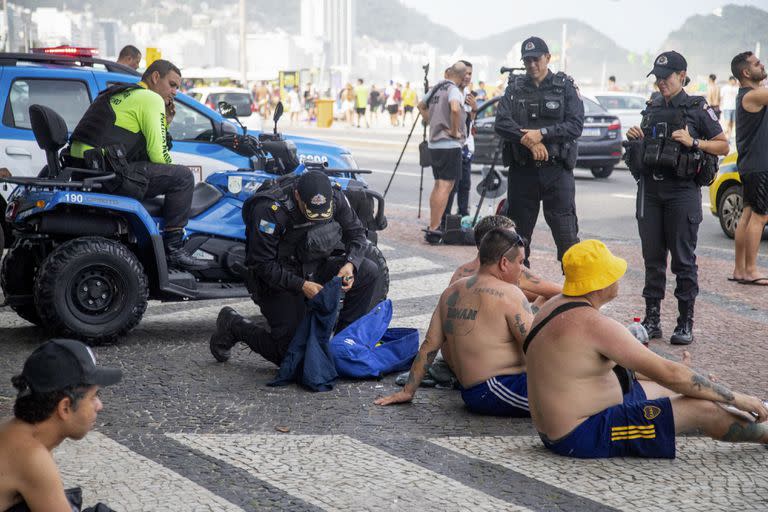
[540,127,549,137]
[692,138,700,149]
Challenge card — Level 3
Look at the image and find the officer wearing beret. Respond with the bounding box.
[209,170,380,365]
[625,51,729,345]
[494,36,584,266]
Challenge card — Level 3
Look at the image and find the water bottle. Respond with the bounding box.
[628,317,649,346]
[460,215,474,229]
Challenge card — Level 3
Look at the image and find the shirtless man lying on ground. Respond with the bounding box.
[450,215,561,302]
[376,228,534,416]
[525,240,768,458]
[0,339,121,512]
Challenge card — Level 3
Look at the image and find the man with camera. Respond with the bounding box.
[494,36,584,267]
[625,51,728,345]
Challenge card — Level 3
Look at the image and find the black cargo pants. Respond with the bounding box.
[142,163,195,229]
[505,162,580,265]
[245,256,379,366]
[637,177,702,302]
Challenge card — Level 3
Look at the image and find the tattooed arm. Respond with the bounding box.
[504,288,534,346]
[374,306,445,406]
[596,317,768,421]
[519,269,562,299]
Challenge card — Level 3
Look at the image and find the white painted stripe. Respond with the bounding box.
[430,436,768,511]
[487,378,529,410]
[367,167,422,178]
[376,243,394,251]
[55,432,244,511]
[387,272,454,301]
[610,192,711,208]
[169,434,530,511]
[387,256,443,275]
[144,300,256,321]
[393,312,433,331]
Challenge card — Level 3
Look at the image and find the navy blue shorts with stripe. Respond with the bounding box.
[460,373,530,417]
[540,380,676,459]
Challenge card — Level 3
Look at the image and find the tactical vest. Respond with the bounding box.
[70,83,149,162]
[427,80,467,145]
[625,95,718,185]
[503,72,574,168]
[244,176,343,272]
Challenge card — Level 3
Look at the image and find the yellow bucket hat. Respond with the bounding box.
[562,240,627,296]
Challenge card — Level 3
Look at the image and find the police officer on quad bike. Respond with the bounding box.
[209,170,380,366]
[68,59,206,271]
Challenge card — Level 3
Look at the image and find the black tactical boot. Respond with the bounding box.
[641,298,663,339]
[209,306,242,362]
[670,300,695,345]
[163,230,208,271]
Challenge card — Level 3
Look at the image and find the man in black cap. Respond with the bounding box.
[209,170,379,365]
[625,51,728,345]
[0,339,121,512]
[494,36,584,266]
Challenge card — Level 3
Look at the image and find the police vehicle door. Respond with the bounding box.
[0,69,98,202]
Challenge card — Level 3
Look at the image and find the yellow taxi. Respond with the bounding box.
[708,152,742,238]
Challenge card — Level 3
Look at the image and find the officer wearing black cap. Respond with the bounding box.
[1,339,121,512]
[625,51,729,345]
[494,36,584,266]
[209,170,379,365]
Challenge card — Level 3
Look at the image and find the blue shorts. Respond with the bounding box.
[540,380,676,459]
[460,374,530,417]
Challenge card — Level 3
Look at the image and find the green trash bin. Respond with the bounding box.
[316,98,335,128]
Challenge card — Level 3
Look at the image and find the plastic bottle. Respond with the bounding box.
[460,215,474,229]
[628,317,649,346]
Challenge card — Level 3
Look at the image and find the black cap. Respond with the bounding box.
[296,170,334,220]
[20,339,122,393]
[521,36,549,58]
[647,51,687,78]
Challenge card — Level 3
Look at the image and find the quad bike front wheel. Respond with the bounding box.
[34,237,149,344]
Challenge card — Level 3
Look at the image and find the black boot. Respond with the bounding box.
[209,307,243,362]
[670,300,695,345]
[641,299,663,339]
[163,230,208,271]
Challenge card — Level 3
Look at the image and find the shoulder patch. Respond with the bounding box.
[258,219,276,235]
[706,106,719,121]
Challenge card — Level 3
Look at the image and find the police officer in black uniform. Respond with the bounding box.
[625,51,729,345]
[494,36,584,265]
[208,170,380,365]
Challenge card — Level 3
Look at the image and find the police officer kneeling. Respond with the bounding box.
[625,51,729,345]
[494,36,584,266]
[209,170,380,365]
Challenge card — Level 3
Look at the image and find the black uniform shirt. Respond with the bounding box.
[494,70,584,145]
[646,89,723,141]
[245,188,368,293]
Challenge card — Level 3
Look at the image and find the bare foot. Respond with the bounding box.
[681,351,692,366]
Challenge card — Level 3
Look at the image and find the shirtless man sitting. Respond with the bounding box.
[450,215,561,302]
[0,339,121,512]
[376,228,534,416]
[525,240,768,458]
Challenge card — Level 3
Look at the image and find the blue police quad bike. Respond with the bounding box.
[0,102,388,344]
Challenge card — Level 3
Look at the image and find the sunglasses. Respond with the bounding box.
[523,56,543,65]
[502,232,528,260]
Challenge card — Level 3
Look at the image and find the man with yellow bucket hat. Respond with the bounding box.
[524,240,768,458]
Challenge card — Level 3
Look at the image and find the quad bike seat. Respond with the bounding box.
[141,182,223,218]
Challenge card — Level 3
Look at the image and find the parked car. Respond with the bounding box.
[709,152,742,238]
[587,91,647,141]
[187,86,263,131]
[473,96,622,178]
[0,48,359,252]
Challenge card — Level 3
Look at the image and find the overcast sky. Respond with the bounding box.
[399,0,767,53]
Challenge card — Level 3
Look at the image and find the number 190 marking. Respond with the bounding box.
[63,193,84,203]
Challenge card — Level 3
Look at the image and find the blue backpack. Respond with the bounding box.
[330,299,419,378]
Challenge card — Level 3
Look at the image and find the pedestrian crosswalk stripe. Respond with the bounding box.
[168,433,532,511]
[429,436,768,511]
[56,432,244,511]
[387,272,453,301]
[387,256,442,275]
